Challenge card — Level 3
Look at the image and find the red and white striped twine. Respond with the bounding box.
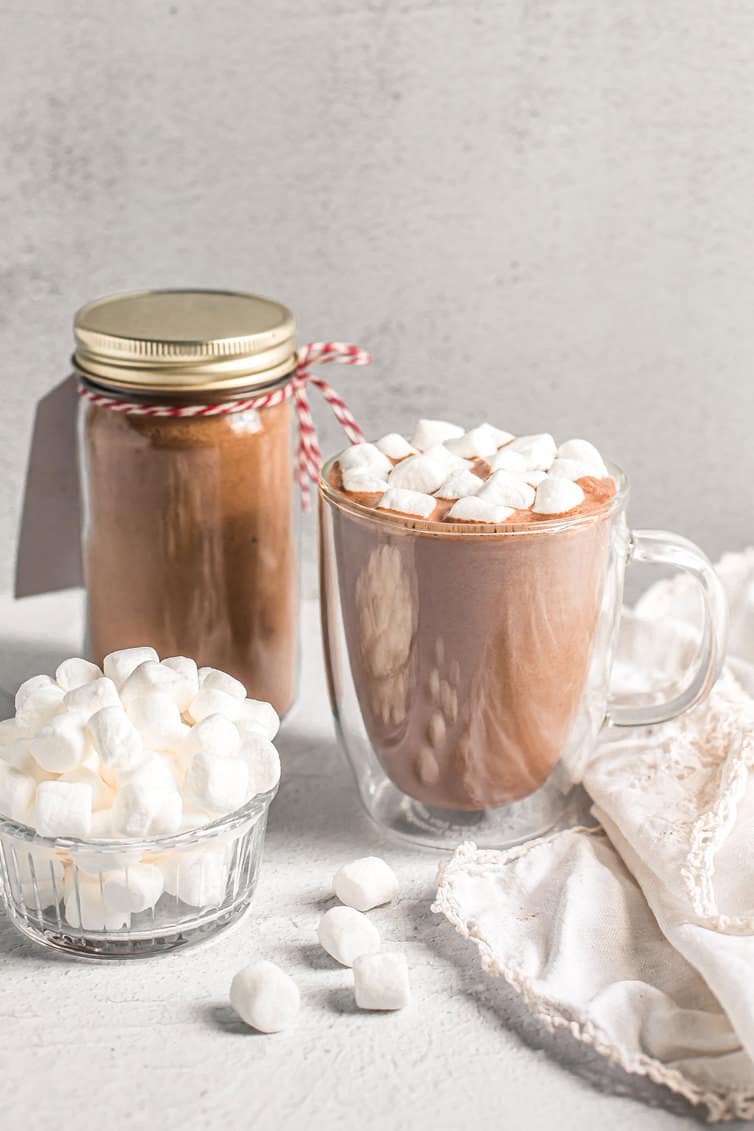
[77,341,370,509]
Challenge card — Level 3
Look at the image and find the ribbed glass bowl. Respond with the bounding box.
[0,788,275,959]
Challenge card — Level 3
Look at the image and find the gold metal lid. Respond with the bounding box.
[73,289,297,393]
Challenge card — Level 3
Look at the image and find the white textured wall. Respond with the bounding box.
[2,0,754,598]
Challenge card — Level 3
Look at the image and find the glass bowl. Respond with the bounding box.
[0,787,275,959]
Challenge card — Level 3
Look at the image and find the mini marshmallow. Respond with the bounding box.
[15,674,54,713]
[111,780,182,838]
[318,905,381,967]
[0,721,33,773]
[434,469,485,499]
[487,447,528,474]
[334,856,399,912]
[523,469,548,486]
[387,453,446,494]
[342,469,389,494]
[55,658,102,692]
[548,457,606,482]
[30,713,88,775]
[184,750,248,814]
[421,444,467,474]
[533,475,585,515]
[377,488,436,519]
[184,713,241,758]
[558,438,607,472]
[410,419,464,451]
[0,763,36,822]
[87,706,146,775]
[187,688,243,724]
[103,647,159,688]
[238,732,281,795]
[34,780,93,838]
[128,754,180,793]
[478,470,535,509]
[230,961,300,1033]
[199,668,247,700]
[506,432,557,470]
[120,661,185,707]
[125,694,185,751]
[160,847,228,906]
[446,497,514,524]
[161,656,200,711]
[101,862,164,913]
[63,873,130,931]
[353,952,410,1011]
[59,765,113,812]
[236,699,280,742]
[337,442,392,479]
[445,423,500,459]
[15,684,65,736]
[375,433,417,461]
[64,677,120,722]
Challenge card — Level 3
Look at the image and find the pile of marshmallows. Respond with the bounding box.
[0,646,280,841]
[231,856,407,1032]
[338,418,611,522]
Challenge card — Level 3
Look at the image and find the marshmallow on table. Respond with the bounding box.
[103,647,159,688]
[506,433,557,471]
[318,905,381,967]
[478,470,535,510]
[101,862,164,913]
[160,847,228,906]
[34,780,92,838]
[55,658,103,692]
[188,688,243,724]
[377,488,436,519]
[446,497,514,524]
[533,475,585,516]
[387,453,446,494]
[125,693,186,751]
[421,444,467,474]
[487,447,528,474]
[184,750,249,814]
[0,763,36,822]
[334,856,399,912]
[375,433,417,461]
[29,713,88,774]
[410,419,464,451]
[337,442,392,479]
[230,961,300,1033]
[64,677,120,722]
[558,438,607,473]
[238,732,281,795]
[15,684,65,736]
[237,699,280,742]
[87,706,146,775]
[548,457,606,482]
[342,469,389,494]
[353,952,410,1011]
[434,469,485,500]
[445,423,501,459]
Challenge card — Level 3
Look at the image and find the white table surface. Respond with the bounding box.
[0,592,737,1131]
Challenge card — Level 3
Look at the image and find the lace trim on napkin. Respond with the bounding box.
[433,837,754,1123]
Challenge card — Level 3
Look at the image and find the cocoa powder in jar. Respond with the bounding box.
[81,396,296,716]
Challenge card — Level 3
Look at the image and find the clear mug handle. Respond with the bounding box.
[606,530,728,728]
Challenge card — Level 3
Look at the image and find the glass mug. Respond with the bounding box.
[318,455,727,849]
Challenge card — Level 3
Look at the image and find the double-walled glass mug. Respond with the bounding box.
[319,455,728,849]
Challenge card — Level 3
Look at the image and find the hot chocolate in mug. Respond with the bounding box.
[319,443,728,849]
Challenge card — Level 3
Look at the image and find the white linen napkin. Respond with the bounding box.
[434,549,754,1122]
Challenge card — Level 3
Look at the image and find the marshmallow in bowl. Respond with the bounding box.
[548,457,605,482]
[377,487,436,518]
[486,447,528,474]
[421,444,467,475]
[558,438,607,472]
[447,497,514,524]
[387,453,446,494]
[410,419,464,451]
[0,652,282,842]
[434,468,485,499]
[341,469,389,494]
[445,423,503,459]
[505,433,557,470]
[337,442,392,479]
[478,470,535,510]
[375,433,417,460]
[533,476,586,515]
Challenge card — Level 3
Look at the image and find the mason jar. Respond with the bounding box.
[74,289,299,717]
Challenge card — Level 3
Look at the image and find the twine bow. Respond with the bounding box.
[77,341,370,509]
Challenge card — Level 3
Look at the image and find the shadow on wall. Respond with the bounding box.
[14,376,83,598]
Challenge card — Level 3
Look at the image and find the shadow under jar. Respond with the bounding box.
[319,454,727,849]
[75,290,298,716]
